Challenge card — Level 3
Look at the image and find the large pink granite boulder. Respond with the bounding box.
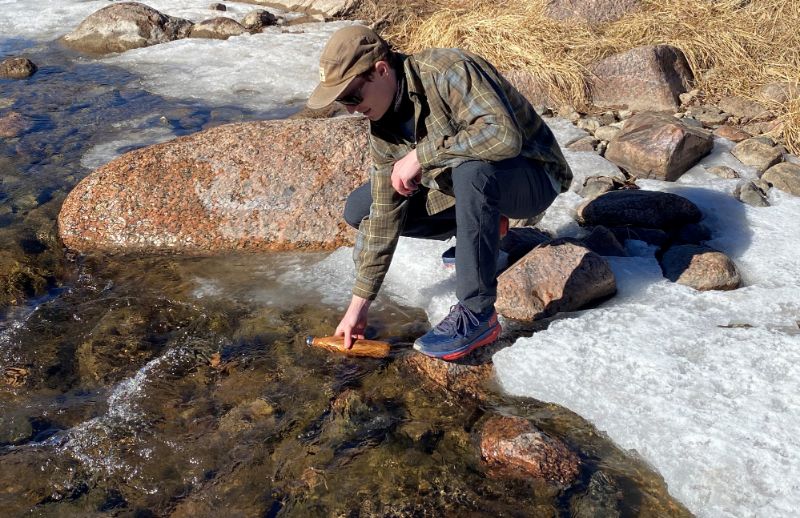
[604,112,713,181]
[588,45,693,112]
[496,239,616,321]
[58,118,371,253]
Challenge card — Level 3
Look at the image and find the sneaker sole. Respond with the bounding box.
[413,323,502,361]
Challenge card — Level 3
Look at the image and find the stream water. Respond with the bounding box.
[0,40,692,516]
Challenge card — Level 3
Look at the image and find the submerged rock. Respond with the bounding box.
[0,112,34,139]
[604,112,713,181]
[479,415,580,486]
[58,118,371,253]
[496,239,616,321]
[660,244,741,291]
[0,57,37,79]
[570,470,622,518]
[61,2,193,55]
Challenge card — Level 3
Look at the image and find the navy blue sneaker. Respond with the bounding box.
[413,303,501,360]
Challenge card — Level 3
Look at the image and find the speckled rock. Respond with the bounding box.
[544,0,640,23]
[189,17,247,39]
[731,138,783,174]
[718,96,772,123]
[0,112,33,139]
[400,354,494,401]
[588,45,693,112]
[61,2,193,54]
[734,179,770,207]
[253,0,358,19]
[496,239,616,322]
[568,136,600,152]
[758,82,800,105]
[577,190,702,229]
[0,57,37,79]
[241,9,279,31]
[705,165,739,179]
[713,125,750,142]
[685,105,729,127]
[58,118,371,253]
[761,162,800,196]
[660,244,741,291]
[605,112,713,181]
[479,415,580,486]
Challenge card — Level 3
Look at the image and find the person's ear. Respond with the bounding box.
[374,60,390,77]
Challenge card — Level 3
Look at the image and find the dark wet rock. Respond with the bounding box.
[685,105,729,126]
[241,9,279,32]
[660,244,741,291]
[570,470,622,518]
[58,118,371,253]
[608,226,670,247]
[734,179,770,207]
[501,227,553,266]
[604,112,713,181]
[189,17,248,40]
[673,222,712,245]
[568,135,600,152]
[479,415,580,486]
[496,239,616,322]
[581,226,627,257]
[588,45,693,112]
[61,2,193,55]
[706,165,740,179]
[0,449,85,514]
[0,414,34,445]
[718,96,772,123]
[577,175,638,200]
[0,57,38,79]
[713,125,751,142]
[210,2,227,10]
[544,0,640,23]
[0,112,34,139]
[577,190,703,230]
[399,354,494,401]
[758,81,800,105]
[731,137,784,173]
[762,162,800,196]
[0,251,48,309]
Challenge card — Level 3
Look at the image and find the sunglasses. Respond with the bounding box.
[336,76,368,106]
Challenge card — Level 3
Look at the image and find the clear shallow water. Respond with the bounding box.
[0,36,690,518]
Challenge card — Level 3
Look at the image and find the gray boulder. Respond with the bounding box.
[718,96,772,123]
[189,17,248,39]
[705,165,740,179]
[61,2,193,54]
[588,45,693,112]
[577,190,703,230]
[496,239,616,322]
[762,162,800,196]
[604,112,713,181]
[734,179,770,207]
[242,9,279,31]
[660,244,741,291]
[0,57,37,79]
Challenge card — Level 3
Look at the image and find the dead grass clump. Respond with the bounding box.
[378,0,800,153]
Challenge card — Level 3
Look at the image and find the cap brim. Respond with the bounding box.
[306,77,356,110]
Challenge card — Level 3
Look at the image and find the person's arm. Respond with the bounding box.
[415,57,523,169]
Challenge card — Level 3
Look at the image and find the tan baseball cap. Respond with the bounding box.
[307,25,390,109]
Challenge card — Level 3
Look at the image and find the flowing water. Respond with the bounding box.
[1,41,692,516]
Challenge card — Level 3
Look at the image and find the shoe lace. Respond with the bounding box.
[435,303,480,337]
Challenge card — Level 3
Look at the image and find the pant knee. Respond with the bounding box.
[343,183,371,229]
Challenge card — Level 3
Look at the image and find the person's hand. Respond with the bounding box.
[391,149,422,196]
[335,295,372,349]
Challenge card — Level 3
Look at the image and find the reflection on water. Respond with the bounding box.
[1,41,691,516]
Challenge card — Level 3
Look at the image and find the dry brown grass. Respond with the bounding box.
[366,0,800,153]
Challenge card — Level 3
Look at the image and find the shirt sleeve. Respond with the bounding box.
[351,158,408,300]
[415,58,523,169]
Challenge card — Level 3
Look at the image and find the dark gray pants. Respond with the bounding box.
[344,156,558,313]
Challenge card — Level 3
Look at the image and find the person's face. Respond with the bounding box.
[337,61,396,121]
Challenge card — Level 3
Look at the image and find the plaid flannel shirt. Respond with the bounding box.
[352,48,572,300]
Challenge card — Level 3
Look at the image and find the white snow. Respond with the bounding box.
[2,1,800,515]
